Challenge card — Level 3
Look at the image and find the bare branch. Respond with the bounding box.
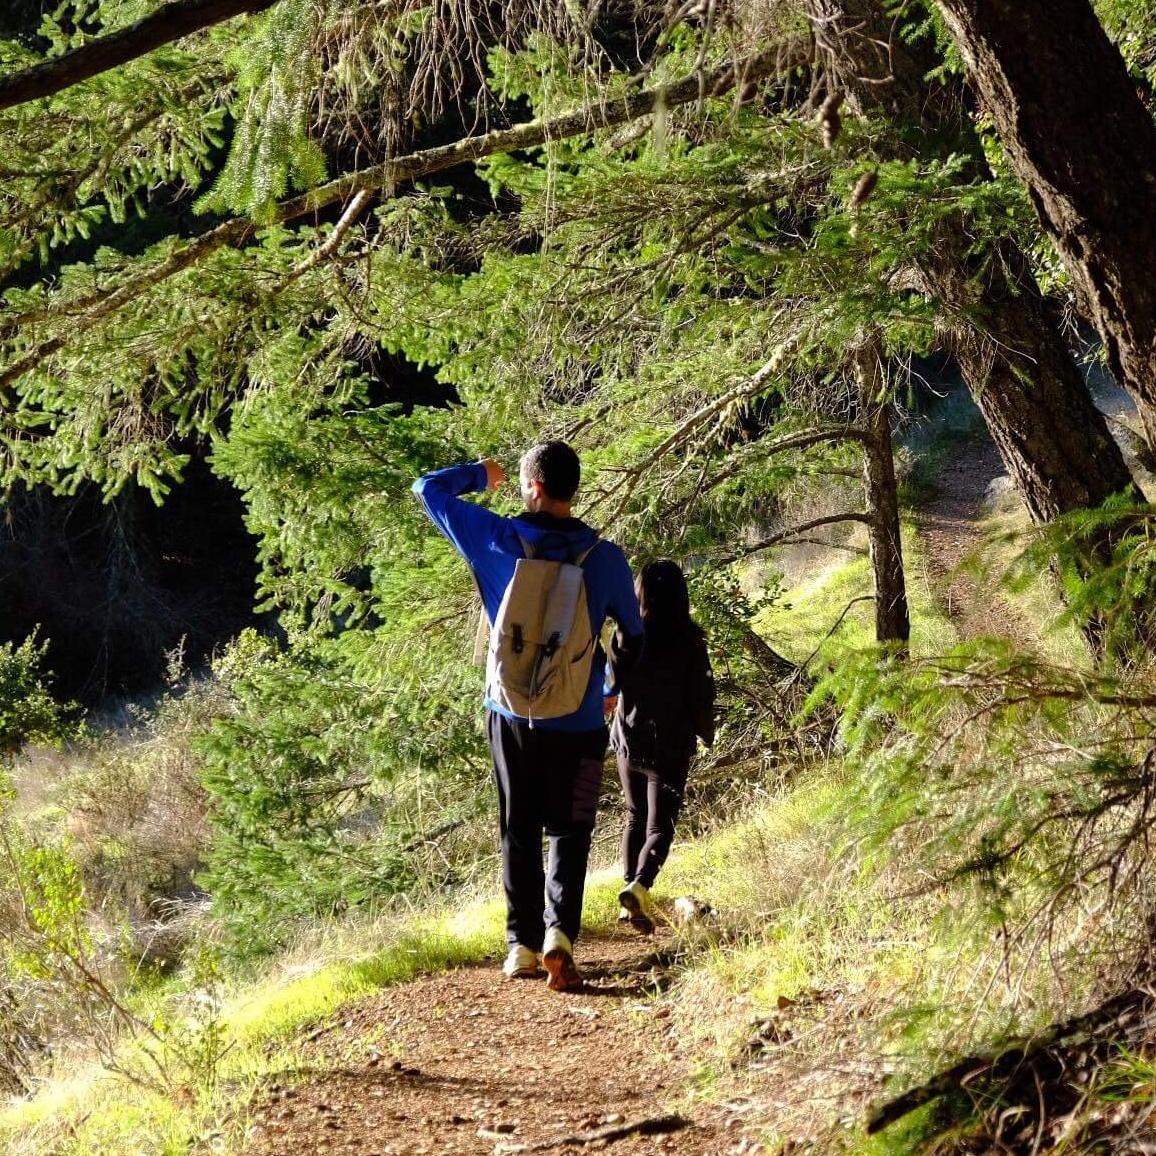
[714,512,875,566]
[796,594,877,675]
[281,188,372,284]
[494,1114,688,1153]
[594,336,802,521]
[703,423,869,496]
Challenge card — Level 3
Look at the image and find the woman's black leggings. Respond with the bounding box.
[618,754,690,889]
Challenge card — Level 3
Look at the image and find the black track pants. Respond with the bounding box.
[618,754,690,890]
[487,711,608,951]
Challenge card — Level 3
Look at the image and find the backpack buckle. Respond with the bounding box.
[512,623,525,654]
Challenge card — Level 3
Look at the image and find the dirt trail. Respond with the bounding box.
[242,928,752,1156]
[913,431,1035,646]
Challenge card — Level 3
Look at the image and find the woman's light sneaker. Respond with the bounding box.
[617,880,655,933]
[542,927,583,992]
[502,944,541,979]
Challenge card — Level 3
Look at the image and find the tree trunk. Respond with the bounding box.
[856,344,911,649]
[929,248,1133,522]
[806,0,1137,521]
[934,0,1156,450]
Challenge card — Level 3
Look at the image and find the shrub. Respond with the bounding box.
[198,624,493,956]
[0,635,73,760]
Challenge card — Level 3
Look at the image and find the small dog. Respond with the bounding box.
[672,895,715,925]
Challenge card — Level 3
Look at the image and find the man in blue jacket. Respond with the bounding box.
[413,441,643,991]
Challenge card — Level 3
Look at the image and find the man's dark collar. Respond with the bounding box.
[517,511,591,532]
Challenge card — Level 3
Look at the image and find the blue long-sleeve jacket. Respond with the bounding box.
[413,461,643,731]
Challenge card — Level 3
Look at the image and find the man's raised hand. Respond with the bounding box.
[480,458,508,490]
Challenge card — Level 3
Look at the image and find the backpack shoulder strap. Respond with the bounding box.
[514,532,535,560]
[571,534,600,567]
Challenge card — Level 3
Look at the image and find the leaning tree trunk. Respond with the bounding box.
[806,0,1137,521]
[929,247,1133,522]
[855,343,911,649]
[934,0,1156,451]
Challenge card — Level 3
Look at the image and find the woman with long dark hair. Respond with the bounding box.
[611,559,715,930]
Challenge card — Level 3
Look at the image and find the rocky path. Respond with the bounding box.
[242,930,753,1156]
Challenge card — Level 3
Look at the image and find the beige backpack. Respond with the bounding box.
[484,533,598,723]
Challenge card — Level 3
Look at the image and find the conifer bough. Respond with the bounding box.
[0,47,785,393]
[0,0,278,111]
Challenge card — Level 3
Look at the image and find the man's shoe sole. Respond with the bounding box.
[542,948,583,992]
[618,887,654,933]
[504,964,542,979]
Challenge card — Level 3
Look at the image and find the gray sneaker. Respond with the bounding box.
[618,881,655,933]
[502,944,541,979]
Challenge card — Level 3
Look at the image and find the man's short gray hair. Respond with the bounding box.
[520,441,580,501]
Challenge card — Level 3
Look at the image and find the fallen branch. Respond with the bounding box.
[734,621,800,682]
[494,1114,689,1153]
[400,819,466,855]
[866,987,1156,1135]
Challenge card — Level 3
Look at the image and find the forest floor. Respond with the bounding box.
[242,927,757,1156]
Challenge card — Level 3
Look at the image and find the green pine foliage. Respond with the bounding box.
[0,2,230,279]
[4,1,1156,1008]
[0,637,72,760]
[196,0,327,220]
[807,623,1156,981]
[197,621,493,954]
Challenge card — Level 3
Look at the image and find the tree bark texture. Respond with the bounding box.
[806,0,1137,522]
[932,250,1133,521]
[856,343,911,648]
[935,0,1156,450]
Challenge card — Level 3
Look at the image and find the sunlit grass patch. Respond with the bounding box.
[0,895,510,1155]
[639,760,1084,1153]
[0,1075,207,1156]
[756,524,957,665]
[230,900,506,1043]
[973,508,1088,665]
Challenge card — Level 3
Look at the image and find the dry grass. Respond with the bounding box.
[14,677,233,970]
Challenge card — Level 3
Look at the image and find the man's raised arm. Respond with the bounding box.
[411,458,507,564]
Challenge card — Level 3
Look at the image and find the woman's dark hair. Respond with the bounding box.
[637,559,702,641]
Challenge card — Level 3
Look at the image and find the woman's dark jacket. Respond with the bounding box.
[610,624,715,771]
